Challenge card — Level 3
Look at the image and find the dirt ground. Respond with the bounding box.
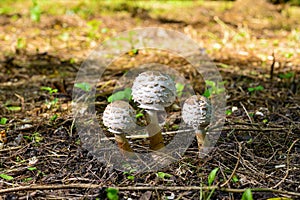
[0,0,299,199]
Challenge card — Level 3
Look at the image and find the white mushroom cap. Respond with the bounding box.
[182,95,212,130]
[103,100,136,134]
[131,71,176,111]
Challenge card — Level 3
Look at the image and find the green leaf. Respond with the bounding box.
[156,172,172,179]
[208,167,219,186]
[135,112,144,119]
[40,86,57,94]
[127,175,135,181]
[225,110,232,115]
[0,173,14,181]
[232,174,239,183]
[23,177,33,182]
[74,82,92,92]
[17,38,26,49]
[106,188,119,200]
[218,63,230,68]
[32,132,43,143]
[248,85,264,93]
[30,0,41,22]
[176,83,185,97]
[27,167,37,171]
[0,117,8,125]
[203,88,211,98]
[108,88,132,103]
[279,72,294,79]
[6,106,21,111]
[284,52,293,59]
[40,86,52,92]
[242,188,253,200]
[50,114,58,121]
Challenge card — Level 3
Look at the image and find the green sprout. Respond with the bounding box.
[207,167,219,200]
[30,0,41,22]
[156,171,172,179]
[0,118,8,125]
[40,86,59,108]
[74,82,92,92]
[242,188,253,200]
[203,80,226,98]
[106,188,119,200]
[6,106,21,111]
[17,38,26,49]
[176,83,185,97]
[248,85,264,93]
[278,72,294,79]
[40,86,58,95]
[123,168,136,181]
[108,88,132,103]
[0,174,14,181]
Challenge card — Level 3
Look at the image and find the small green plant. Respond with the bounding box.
[17,38,26,49]
[225,109,232,116]
[278,72,294,79]
[123,168,136,181]
[203,80,225,98]
[87,19,102,40]
[16,156,26,163]
[23,177,33,182]
[248,85,264,93]
[74,82,92,92]
[6,106,21,111]
[135,109,144,119]
[108,88,132,103]
[0,117,8,125]
[24,132,43,143]
[0,173,14,181]
[40,86,58,95]
[231,174,239,183]
[176,83,185,97]
[50,114,58,121]
[156,171,172,179]
[206,167,219,200]
[40,86,58,108]
[284,52,293,59]
[106,188,119,200]
[30,0,41,22]
[242,188,253,200]
[27,167,37,171]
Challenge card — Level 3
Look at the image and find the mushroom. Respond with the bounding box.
[103,100,136,153]
[132,71,176,151]
[182,95,212,150]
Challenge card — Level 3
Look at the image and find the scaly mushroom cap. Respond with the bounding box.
[132,71,176,111]
[182,95,212,129]
[103,100,136,134]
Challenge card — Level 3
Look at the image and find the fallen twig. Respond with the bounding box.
[272,139,299,188]
[0,184,300,197]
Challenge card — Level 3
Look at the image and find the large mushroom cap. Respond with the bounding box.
[182,95,212,129]
[131,71,176,111]
[103,100,136,134]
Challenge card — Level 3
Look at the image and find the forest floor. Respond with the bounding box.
[0,0,299,199]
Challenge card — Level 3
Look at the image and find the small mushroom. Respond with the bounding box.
[103,100,136,153]
[132,71,176,151]
[182,95,212,150]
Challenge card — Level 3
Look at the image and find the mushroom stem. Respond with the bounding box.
[114,133,133,153]
[195,129,206,149]
[146,110,165,151]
